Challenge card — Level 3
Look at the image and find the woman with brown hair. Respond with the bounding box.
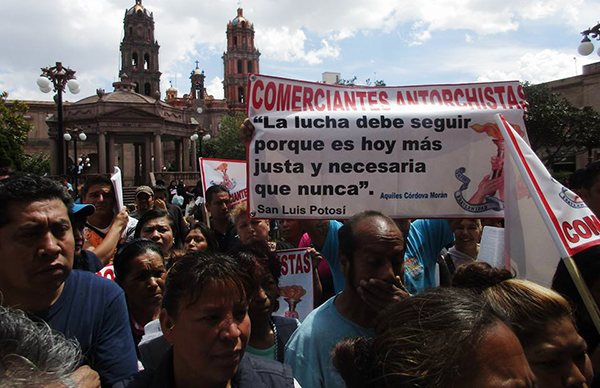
[453,262,594,388]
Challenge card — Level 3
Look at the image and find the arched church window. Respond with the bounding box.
[247,61,253,73]
[134,82,140,93]
[241,21,246,28]
[132,52,138,69]
[144,83,151,96]
[234,36,238,47]
[144,53,150,70]
[237,60,243,74]
[238,87,245,103]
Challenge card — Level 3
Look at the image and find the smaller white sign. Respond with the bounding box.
[273,248,314,322]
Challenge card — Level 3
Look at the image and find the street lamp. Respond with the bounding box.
[37,62,80,175]
[190,132,211,171]
[578,23,600,56]
[63,127,87,197]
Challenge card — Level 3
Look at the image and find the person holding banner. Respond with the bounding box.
[81,175,138,266]
[232,202,323,306]
[454,262,594,388]
[284,211,408,388]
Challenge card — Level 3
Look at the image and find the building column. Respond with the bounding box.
[107,134,115,171]
[144,135,152,179]
[50,136,59,176]
[191,139,198,172]
[154,133,162,172]
[183,137,191,171]
[134,144,141,185]
[98,132,107,174]
[175,139,182,171]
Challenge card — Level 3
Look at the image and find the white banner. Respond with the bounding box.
[247,75,527,219]
[273,248,313,322]
[200,158,248,206]
[497,114,600,264]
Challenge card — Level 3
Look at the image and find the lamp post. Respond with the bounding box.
[190,132,211,171]
[578,23,600,56]
[63,127,87,197]
[37,62,80,175]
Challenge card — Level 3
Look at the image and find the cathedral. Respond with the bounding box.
[24,0,260,186]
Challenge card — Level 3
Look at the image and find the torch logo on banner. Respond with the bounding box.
[454,122,524,213]
[280,285,307,319]
[558,186,587,209]
[210,162,237,191]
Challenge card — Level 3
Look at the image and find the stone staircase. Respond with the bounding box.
[123,186,137,209]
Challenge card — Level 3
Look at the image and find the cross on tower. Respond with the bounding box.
[195,60,200,69]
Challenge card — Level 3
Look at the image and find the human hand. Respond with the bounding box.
[113,207,129,231]
[357,276,409,311]
[154,198,167,210]
[70,366,101,388]
[469,175,503,204]
[240,118,255,144]
[306,248,323,270]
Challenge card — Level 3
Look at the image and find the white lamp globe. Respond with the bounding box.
[63,133,72,141]
[78,132,87,141]
[203,134,211,141]
[37,77,51,88]
[68,80,80,94]
[190,133,199,141]
[40,85,52,94]
[578,39,594,56]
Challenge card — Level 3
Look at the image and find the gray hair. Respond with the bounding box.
[0,305,82,387]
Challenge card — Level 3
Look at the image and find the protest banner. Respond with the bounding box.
[496,113,600,334]
[200,158,248,206]
[272,248,313,321]
[247,75,528,219]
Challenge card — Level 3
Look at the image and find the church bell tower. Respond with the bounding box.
[222,8,260,112]
[120,0,161,99]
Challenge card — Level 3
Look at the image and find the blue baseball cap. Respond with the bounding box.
[73,203,95,218]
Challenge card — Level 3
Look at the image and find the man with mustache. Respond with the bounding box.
[0,173,138,386]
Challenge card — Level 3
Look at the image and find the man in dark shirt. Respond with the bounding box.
[0,174,138,386]
[206,185,239,252]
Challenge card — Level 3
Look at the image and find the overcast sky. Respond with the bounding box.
[2,0,600,103]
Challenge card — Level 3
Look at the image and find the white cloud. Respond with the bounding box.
[258,28,340,65]
[465,33,473,43]
[206,76,224,99]
[476,49,597,84]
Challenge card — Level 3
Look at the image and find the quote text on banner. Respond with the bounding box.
[247,75,528,219]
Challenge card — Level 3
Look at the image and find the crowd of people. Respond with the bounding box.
[1,144,600,387]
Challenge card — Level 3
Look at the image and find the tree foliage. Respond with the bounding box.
[0,92,32,170]
[21,153,51,175]
[200,112,246,161]
[523,82,600,169]
[334,77,386,86]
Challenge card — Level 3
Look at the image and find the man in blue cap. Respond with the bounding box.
[72,203,104,272]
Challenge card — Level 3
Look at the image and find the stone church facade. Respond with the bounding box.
[21,1,258,186]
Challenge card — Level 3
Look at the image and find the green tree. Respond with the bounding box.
[21,153,51,175]
[200,112,246,161]
[523,82,600,170]
[0,92,32,170]
[334,76,386,86]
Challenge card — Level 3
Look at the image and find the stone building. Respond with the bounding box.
[542,61,600,170]
[19,1,258,186]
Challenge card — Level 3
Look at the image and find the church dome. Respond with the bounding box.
[231,8,248,26]
[127,0,151,17]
